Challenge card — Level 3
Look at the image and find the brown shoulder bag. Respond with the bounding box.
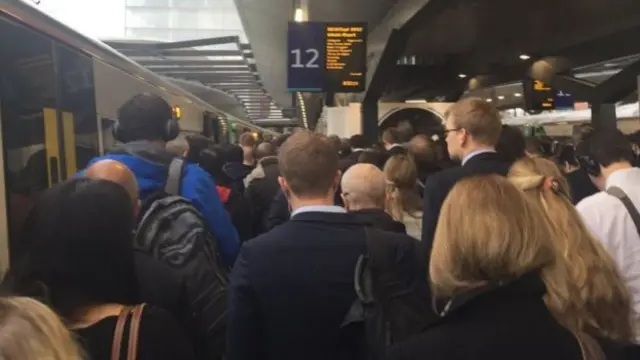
[110,304,146,360]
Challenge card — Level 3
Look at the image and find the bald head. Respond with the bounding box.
[341,163,386,211]
[255,142,276,160]
[85,160,139,206]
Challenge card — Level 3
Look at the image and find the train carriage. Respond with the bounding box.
[0,0,277,272]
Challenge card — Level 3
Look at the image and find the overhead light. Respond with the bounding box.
[458,73,467,78]
[405,99,427,103]
[485,98,493,102]
[294,8,304,22]
[514,92,522,97]
[497,95,505,100]
[519,54,531,60]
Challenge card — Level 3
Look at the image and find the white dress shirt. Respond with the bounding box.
[576,167,640,341]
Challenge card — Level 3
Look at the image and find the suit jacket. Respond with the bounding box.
[227,211,421,360]
[421,152,511,258]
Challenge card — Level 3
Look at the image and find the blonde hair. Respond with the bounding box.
[444,97,502,146]
[383,154,422,222]
[509,157,634,342]
[430,175,555,297]
[0,297,84,360]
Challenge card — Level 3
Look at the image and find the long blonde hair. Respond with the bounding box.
[0,296,84,360]
[509,156,634,342]
[430,175,556,297]
[383,154,422,222]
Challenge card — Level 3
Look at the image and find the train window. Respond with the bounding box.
[56,44,99,176]
[0,16,58,259]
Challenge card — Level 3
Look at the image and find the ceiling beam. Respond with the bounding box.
[139,59,246,66]
[122,49,243,57]
[104,36,241,50]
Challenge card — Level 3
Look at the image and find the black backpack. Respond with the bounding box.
[134,158,228,360]
[342,227,434,359]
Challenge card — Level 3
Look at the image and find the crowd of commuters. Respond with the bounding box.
[0,93,640,359]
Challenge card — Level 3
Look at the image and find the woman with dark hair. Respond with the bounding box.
[4,178,195,360]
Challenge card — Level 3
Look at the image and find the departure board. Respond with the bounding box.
[524,78,556,113]
[532,80,555,109]
[287,22,367,93]
[324,23,367,92]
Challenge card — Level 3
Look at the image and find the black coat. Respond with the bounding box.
[388,272,640,360]
[350,208,407,234]
[227,211,421,360]
[265,189,290,231]
[421,152,512,255]
[245,157,281,236]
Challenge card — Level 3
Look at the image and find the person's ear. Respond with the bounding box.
[341,194,349,211]
[278,176,292,201]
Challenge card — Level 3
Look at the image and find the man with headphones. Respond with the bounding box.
[80,93,240,266]
[575,129,640,339]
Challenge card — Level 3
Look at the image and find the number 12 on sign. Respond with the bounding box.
[290,49,320,68]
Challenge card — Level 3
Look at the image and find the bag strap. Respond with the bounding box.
[357,227,392,303]
[110,306,133,360]
[606,186,640,238]
[127,304,146,360]
[110,304,146,360]
[164,158,185,195]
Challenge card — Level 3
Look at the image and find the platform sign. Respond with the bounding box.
[287,22,326,92]
[287,22,367,93]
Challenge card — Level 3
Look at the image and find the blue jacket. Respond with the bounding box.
[79,141,240,265]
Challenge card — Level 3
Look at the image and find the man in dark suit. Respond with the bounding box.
[421,98,512,260]
[227,131,420,360]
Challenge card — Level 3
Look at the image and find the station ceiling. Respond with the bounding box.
[234,0,396,108]
[380,0,640,105]
[236,0,640,121]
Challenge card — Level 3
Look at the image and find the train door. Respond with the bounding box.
[0,15,61,270]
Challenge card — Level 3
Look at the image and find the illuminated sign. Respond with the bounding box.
[287,22,367,93]
[324,24,367,92]
[524,78,555,113]
[532,80,555,109]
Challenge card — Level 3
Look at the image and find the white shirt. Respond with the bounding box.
[576,167,640,340]
[290,205,346,218]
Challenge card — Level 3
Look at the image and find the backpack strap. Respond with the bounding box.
[355,227,392,304]
[164,158,186,196]
[606,186,640,238]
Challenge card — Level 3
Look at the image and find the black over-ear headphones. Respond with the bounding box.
[113,113,180,143]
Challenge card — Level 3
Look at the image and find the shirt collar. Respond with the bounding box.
[291,205,346,218]
[461,148,495,166]
[605,167,639,189]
